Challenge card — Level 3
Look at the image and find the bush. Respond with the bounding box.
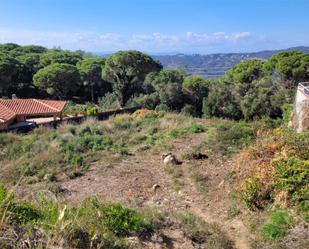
[113,115,133,130]
[262,210,293,240]
[126,93,160,109]
[239,176,263,210]
[13,202,41,223]
[181,104,198,117]
[101,203,147,236]
[205,121,256,155]
[98,92,119,110]
[86,106,98,115]
[273,157,309,219]
[203,81,243,120]
[155,103,169,112]
[189,123,205,133]
[158,82,184,111]
[63,101,87,116]
[282,103,293,123]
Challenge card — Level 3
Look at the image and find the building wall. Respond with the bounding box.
[0,118,15,130]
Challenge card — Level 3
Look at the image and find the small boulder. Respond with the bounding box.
[152,184,160,192]
[162,153,180,165]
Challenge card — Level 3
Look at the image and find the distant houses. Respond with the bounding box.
[0,99,66,130]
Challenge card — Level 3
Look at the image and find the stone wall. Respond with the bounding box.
[292,89,309,132]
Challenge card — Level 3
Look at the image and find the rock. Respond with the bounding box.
[162,153,180,165]
[152,184,160,192]
[292,90,309,132]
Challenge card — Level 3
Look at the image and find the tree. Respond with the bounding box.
[13,45,47,54]
[226,59,271,97]
[240,77,282,120]
[145,68,185,90]
[0,54,22,96]
[144,68,185,111]
[158,83,184,111]
[39,50,82,67]
[268,51,309,89]
[183,75,210,115]
[203,80,242,120]
[77,57,107,102]
[0,43,20,53]
[17,53,41,83]
[102,51,162,107]
[33,63,81,99]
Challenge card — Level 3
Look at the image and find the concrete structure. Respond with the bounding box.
[292,82,309,132]
[0,99,66,130]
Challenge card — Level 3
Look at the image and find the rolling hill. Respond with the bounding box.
[152,46,309,78]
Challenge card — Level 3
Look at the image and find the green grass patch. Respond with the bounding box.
[262,210,294,240]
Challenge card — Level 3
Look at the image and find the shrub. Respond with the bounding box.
[113,115,133,130]
[63,101,87,116]
[168,129,187,138]
[98,92,119,110]
[239,176,263,210]
[189,123,205,133]
[101,203,147,236]
[155,103,169,112]
[86,106,98,115]
[262,210,293,240]
[13,202,41,223]
[281,103,293,123]
[205,121,256,155]
[126,93,160,109]
[181,104,198,117]
[273,157,309,219]
[203,82,243,120]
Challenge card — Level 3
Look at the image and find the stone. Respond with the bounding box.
[152,184,160,192]
[162,153,179,165]
[292,89,309,132]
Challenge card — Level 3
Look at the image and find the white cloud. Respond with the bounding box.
[186,31,252,44]
[0,27,263,53]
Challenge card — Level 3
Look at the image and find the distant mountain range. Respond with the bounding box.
[152,46,309,78]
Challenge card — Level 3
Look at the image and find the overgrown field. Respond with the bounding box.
[0,109,308,248]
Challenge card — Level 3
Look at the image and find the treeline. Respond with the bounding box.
[0,43,309,120]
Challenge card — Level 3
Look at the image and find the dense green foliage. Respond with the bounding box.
[262,210,294,240]
[0,42,308,120]
[0,183,150,248]
[102,50,162,107]
[33,63,81,98]
[239,128,309,220]
[268,51,309,88]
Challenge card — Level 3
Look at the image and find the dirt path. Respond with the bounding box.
[59,131,253,249]
[169,134,253,249]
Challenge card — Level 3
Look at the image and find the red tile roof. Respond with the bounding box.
[0,103,16,123]
[0,99,66,123]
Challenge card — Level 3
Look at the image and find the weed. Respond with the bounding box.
[176,212,233,248]
[239,176,263,210]
[205,121,256,155]
[101,203,149,236]
[165,165,184,190]
[226,204,241,219]
[188,164,208,197]
[189,123,205,133]
[262,210,294,240]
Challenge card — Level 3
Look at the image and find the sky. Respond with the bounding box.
[0,0,308,54]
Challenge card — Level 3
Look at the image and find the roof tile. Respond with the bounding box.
[0,99,66,124]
